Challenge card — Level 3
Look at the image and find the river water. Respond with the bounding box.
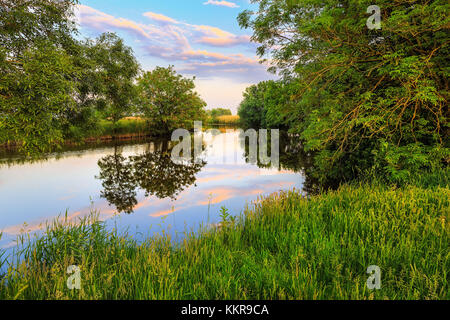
[0,129,308,250]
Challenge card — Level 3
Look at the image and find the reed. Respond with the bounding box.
[208,115,240,126]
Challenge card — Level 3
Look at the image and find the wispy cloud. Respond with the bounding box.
[193,25,250,47]
[77,4,268,82]
[143,11,180,25]
[203,0,240,8]
[77,5,151,40]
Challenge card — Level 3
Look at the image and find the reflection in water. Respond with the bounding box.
[239,131,327,194]
[0,129,306,251]
[96,141,206,214]
[97,149,138,214]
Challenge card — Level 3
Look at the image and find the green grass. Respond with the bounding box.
[0,179,448,300]
[98,118,149,136]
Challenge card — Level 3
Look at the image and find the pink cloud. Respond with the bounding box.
[193,25,251,47]
[203,0,240,8]
[77,5,271,82]
[143,12,180,25]
[77,5,151,40]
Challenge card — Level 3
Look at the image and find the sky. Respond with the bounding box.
[75,0,276,113]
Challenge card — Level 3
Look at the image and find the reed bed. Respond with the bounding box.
[208,115,240,126]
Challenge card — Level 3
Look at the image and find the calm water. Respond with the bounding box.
[0,129,307,250]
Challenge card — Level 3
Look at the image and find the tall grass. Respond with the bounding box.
[208,115,240,126]
[98,118,149,136]
[0,181,448,300]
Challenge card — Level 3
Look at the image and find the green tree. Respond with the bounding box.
[137,66,207,136]
[208,108,232,118]
[238,81,270,128]
[239,0,449,183]
[0,0,81,155]
[89,33,140,130]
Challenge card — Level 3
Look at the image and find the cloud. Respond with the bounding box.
[77,5,151,40]
[77,5,273,84]
[193,25,251,47]
[143,12,180,25]
[203,0,240,8]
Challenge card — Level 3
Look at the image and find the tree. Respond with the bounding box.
[0,0,81,155]
[238,82,270,129]
[238,79,299,130]
[239,0,449,183]
[208,108,232,118]
[131,141,206,200]
[89,33,140,129]
[137,66,207,136]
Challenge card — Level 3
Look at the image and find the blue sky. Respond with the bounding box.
[75,0,276,112]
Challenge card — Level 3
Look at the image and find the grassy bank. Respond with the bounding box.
[0,178,448,300]
[207,115,240,126]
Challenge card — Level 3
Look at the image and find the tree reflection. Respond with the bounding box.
[132,140,205,199]
[96,140,206,214]
[240,130,337,195]
[97,146,138,214]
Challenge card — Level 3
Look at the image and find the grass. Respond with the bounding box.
[0,178,448,300]
[208,115,240,126]
[98,118,149,137]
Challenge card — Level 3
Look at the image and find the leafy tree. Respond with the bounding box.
[239,0,449,183]
[208,108,232,118]
[0,0,81,154]
[238,81,270,128]
[89,33,140,129]
[137,66,207,136]
[238,79,299,130]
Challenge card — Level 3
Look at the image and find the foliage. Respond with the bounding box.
[0,0,80,154]
[0,1,143,154]
[207,108,232,118]
[210,115,240,125]
[238,0,449,183]
[238,79,300,129]
[87,33,141,127]
[137,66,207,136]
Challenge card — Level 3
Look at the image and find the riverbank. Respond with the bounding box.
[0,117,241,150]
[0,172,448,300]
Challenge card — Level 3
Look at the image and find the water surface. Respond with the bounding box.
[0,129,307,249]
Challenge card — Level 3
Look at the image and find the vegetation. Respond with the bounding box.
[209,115,241,126]
[0,0,81,154]
[206,108,233,124]
[137,66,207,136]
[207,108,232,118]
[0,172,448,300]
[0,1,207,155]
[238,0,449,185]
